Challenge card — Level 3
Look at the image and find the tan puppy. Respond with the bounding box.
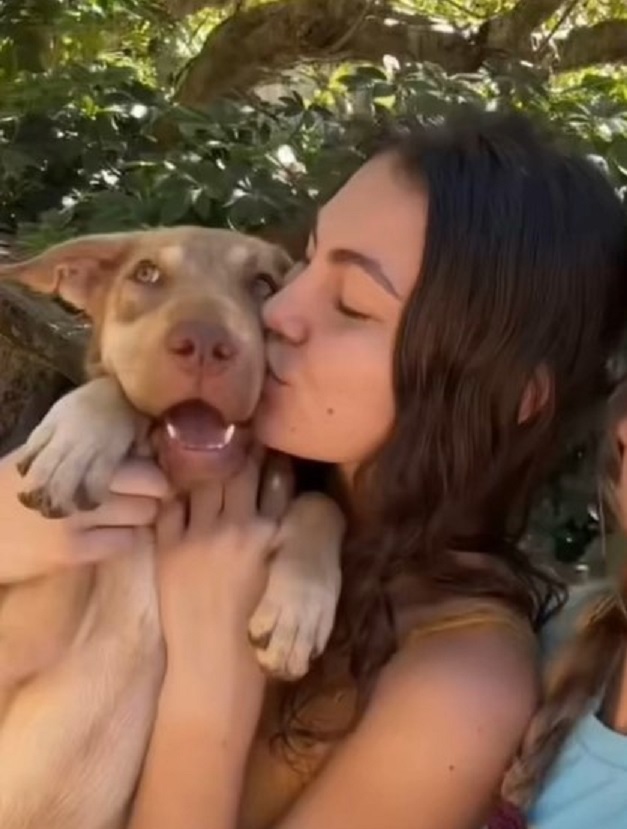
[0,227,344,829]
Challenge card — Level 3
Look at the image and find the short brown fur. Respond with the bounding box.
[0,226,344,829]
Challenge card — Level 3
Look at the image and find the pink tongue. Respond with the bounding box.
[163,401,231,450]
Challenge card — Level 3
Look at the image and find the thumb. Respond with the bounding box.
[259,453,294,521]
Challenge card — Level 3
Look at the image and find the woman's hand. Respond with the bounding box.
[0,449,170,583]
[128,453,293,829]
[154,452,282,681]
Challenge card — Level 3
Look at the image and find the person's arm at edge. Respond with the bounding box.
[0,449,168,582]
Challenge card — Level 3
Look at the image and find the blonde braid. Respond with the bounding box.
[502,379,627,811]
[501,590,626,809]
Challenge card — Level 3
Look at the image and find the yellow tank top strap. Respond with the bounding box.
[402,601,535,649]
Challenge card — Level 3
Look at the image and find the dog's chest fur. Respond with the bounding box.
[0,550,164,829]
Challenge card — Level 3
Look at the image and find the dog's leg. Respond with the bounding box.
[248,493,344,680]
[16,377,147,518]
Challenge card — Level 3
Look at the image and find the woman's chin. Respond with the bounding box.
[252,400,300,456]
[252,403,283,449]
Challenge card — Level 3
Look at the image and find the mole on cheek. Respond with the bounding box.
[326,407,335,416]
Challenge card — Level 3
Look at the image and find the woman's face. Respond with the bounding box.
[254,153,428,471]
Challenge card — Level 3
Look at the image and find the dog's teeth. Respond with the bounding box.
[161,401,237,450]
[165,417,236,451]
[222,424,235,447]
[207,424,235,450]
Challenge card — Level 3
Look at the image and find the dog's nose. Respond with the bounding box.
[165,320,236,373]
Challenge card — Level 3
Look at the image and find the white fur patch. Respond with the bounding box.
[226,244,253,269]
[160,245,186,271]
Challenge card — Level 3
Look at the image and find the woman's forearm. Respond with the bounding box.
[128,684,245,829]
[128,659,265,829]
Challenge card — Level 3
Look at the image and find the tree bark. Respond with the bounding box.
[0,284,86,454]
[0,345,69,456]
[558,19,627,72]
[176,0,474,107]
[164,0,244,18]
[480,0,566,57]
[0,284,87,386]
[175,0,627,107]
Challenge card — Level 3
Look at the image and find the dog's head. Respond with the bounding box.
[1,227,292,486]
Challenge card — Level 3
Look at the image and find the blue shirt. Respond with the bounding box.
[529,707,627,828]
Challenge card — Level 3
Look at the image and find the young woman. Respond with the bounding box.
[1,110,626,829]
[125,111,627,829]
[495,385,627,829]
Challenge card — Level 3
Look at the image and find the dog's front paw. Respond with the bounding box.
[248,494,344,680]
[16,377,141,518]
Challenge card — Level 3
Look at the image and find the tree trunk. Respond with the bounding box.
[0,284,86,455]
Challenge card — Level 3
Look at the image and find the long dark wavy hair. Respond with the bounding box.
[278,109,627,752]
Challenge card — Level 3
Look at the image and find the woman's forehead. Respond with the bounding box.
[317,154,428,300]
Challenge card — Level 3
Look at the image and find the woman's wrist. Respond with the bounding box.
[129,657,262,829]
[162,640,267,745]
[163,620,259,686]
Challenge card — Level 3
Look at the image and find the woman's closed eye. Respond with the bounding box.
[291,247,378,320]
[335,298,372,321]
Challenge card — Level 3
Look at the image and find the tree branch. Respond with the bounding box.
[0,284,87,385]
[480,0,566,57]
[557,19,627,71]
[174,0,627,107]
[164,0,244,19]
[176,0,475,106]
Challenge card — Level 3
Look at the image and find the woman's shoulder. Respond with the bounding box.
[381,599,538,747]
[401,597,536,646]
[346,604,538,817]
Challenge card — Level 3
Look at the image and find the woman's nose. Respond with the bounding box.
[262,282,309,345]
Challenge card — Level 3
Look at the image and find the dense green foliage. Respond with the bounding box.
[2,0,627,565]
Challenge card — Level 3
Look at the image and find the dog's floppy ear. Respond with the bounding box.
[0,232,137,316]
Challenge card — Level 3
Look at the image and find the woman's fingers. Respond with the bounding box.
[77,525,154,563]
[69,493,160,530]
[222,455,263,520]
[156,498,186,551]
[109,458,171,500]
[187,483,223,535]
[258,453,294,521]
[156,448,285,545]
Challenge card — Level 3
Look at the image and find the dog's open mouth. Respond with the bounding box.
[152,400,250,488]
[160,400,236,452]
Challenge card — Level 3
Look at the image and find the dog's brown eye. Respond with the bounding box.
[130,260,162,286]
[250,273,277,302]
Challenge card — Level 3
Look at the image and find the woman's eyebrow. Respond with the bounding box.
[311,214,400,299]
[330,248,400,298]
